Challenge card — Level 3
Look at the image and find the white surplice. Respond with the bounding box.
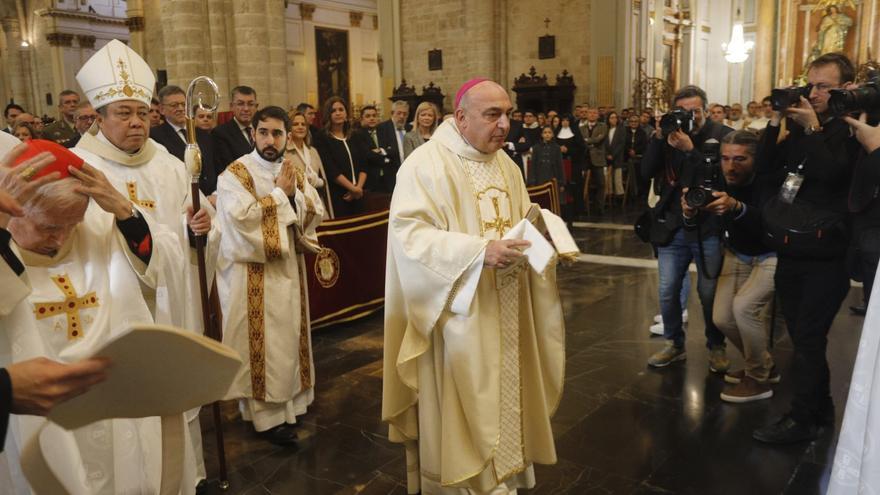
[0,204,198,495]
[216,150,324,432]
[829,268,880,494]
[72,129,219,481]
[382,120,568,495]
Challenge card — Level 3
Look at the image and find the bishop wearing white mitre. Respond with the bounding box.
[70,39,218,483]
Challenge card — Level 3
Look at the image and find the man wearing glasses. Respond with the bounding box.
[63,102,97,148]
[212,85,259,182]
[43,90,81,145]
[151,85,216,195]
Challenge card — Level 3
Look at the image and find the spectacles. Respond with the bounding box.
[77,115,96,122]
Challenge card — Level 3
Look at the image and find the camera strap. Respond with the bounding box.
[695,221,723,280]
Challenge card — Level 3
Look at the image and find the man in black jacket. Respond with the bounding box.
[845,112,880,315]
[211,85,257,179]
[641,85,733,372]
[752,52,861,444]
[150,85,217,195]
[682,130,784,404]
[375,100,409,192]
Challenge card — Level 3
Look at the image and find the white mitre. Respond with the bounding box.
[75,39,155,109]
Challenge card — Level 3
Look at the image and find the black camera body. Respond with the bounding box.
[660,109,696,137]
[685,141,723,209]
[685,185,718,208]
[828,70,880,116]
[770,84,812,111]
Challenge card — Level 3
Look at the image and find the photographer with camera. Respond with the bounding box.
[753,53,861,444]
[640,85,733,370]
[681,130,784,403]
[841,79,880,315]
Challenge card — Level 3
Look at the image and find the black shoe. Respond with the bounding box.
[850,305,868,316]
[195,479,208,495]
[261,424,298,446]
[752,415,817,444]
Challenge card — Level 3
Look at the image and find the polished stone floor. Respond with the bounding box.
[200,209,865,495]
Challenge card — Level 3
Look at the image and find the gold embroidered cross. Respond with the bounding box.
[483,196,512,236]
[126,181,155,210]
[33,274,99,340]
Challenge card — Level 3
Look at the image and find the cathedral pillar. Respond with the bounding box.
[206,0,232,97]
[2,18,29,108]
[230,0,287,108]
[126,0,146,57]
[162,0,210,88]
[376,0,401,117]
[44,31,73,104]
[753,0,775,100]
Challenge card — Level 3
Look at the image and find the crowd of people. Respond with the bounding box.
[3,33,880,493]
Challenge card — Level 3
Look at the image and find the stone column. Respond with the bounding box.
[126,0,146,57]
[230,0,288,107]
[2,17,28,107]
[267,1,288,107]
[45,32,73,103]
[162,0,210,88]
[207,0,232,98]
[753,0,775,100]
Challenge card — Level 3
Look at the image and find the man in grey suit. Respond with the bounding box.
[580,107,608,213]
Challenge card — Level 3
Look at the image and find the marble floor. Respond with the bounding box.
[199,209,865,495]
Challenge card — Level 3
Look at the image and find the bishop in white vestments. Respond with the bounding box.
[382,79,570,494]
[70,39,218,482]
[0,169,197,494]
[216,107,324,445]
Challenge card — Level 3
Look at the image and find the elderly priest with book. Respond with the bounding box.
[0,138,202,494]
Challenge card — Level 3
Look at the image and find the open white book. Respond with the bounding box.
[22,324,242,495]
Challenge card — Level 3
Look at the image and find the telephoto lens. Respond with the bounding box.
[828,77,880,116]
[770,85,812,111]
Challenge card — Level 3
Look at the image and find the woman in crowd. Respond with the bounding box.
[604,110,626,201]
[403,102,438,159]
[528,126,565,197]
[13,122,37,142]
[550,115,561,133]
[313,96,369,217]
[286,110,333,217]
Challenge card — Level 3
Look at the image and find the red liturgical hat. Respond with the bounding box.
[12,139,84,179]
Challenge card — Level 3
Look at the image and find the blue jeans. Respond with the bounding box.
[657,229,725,349]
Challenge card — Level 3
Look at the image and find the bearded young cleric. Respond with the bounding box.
[382,79,570,494]
[215,106,324,446]
[70,38,218,487]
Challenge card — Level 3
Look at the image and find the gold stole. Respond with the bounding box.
[226,162,280,400]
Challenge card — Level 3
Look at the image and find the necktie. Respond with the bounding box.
[370,130,379,147]
[178,128,187,143]
[245,127,254,146]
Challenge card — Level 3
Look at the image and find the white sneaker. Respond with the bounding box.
[649,322,665,335]
[652,310,688,325]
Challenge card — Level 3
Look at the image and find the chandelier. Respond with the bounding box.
[722,10,754,64]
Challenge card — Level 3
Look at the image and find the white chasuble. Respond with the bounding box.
[73,130,220,336]
[383,120,566,494]
[0,205,199,495]
[830,268,880,494]
[215,151,324,432]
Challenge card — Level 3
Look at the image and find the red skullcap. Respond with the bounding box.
[455,78,489,110]
[12,139,85,179]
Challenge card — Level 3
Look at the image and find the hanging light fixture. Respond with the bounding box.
[722,8,754,63]
[20,40,29,48]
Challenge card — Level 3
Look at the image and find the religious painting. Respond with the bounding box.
[661,41,675,88]
[315,28,350,107]
[792,0,859,81]
[428,49,443,71]
[539,35,556,60]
